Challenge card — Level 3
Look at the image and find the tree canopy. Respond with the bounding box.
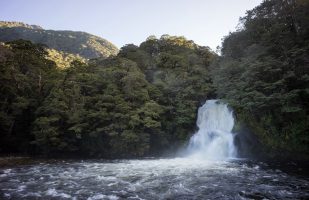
[212,0,309,156]
[0,36,215,157]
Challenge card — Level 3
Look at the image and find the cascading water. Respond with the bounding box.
[187,99,237,160]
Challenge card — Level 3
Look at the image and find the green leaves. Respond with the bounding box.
[213,0,309,155]
[0,34,216,157]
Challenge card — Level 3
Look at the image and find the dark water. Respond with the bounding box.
[0,158,308,200]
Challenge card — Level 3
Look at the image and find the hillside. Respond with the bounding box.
[0,21,119,59]
[0,0,308,160]
[0,36,215,157]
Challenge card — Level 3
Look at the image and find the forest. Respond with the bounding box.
[0,0,308,159]
[212,0,309,158]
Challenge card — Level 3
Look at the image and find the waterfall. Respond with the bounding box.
[186,100,237,160]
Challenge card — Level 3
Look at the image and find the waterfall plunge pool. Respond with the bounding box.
[0,158,308,199]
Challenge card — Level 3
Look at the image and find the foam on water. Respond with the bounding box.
[0,159,308,199]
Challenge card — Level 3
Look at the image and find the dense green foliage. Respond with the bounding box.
[0,21,119,59]
[0,40,58,153]
[45,48,86,69]
[119,35,215,148]
[212,0,309,155]
[0,36,215,157]
[1,0,308,159]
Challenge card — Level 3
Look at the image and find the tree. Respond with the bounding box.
[212,0,309,155]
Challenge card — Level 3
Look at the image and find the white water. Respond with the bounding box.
[1,159,308,199]
[187,100,237,160]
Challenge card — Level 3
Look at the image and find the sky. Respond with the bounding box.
[0,0,263,50]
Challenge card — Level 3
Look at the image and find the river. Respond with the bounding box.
[0,158,308,199]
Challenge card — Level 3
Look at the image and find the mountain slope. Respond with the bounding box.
[0,21,119,59]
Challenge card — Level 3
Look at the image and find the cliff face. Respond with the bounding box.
[0,21,119,59]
